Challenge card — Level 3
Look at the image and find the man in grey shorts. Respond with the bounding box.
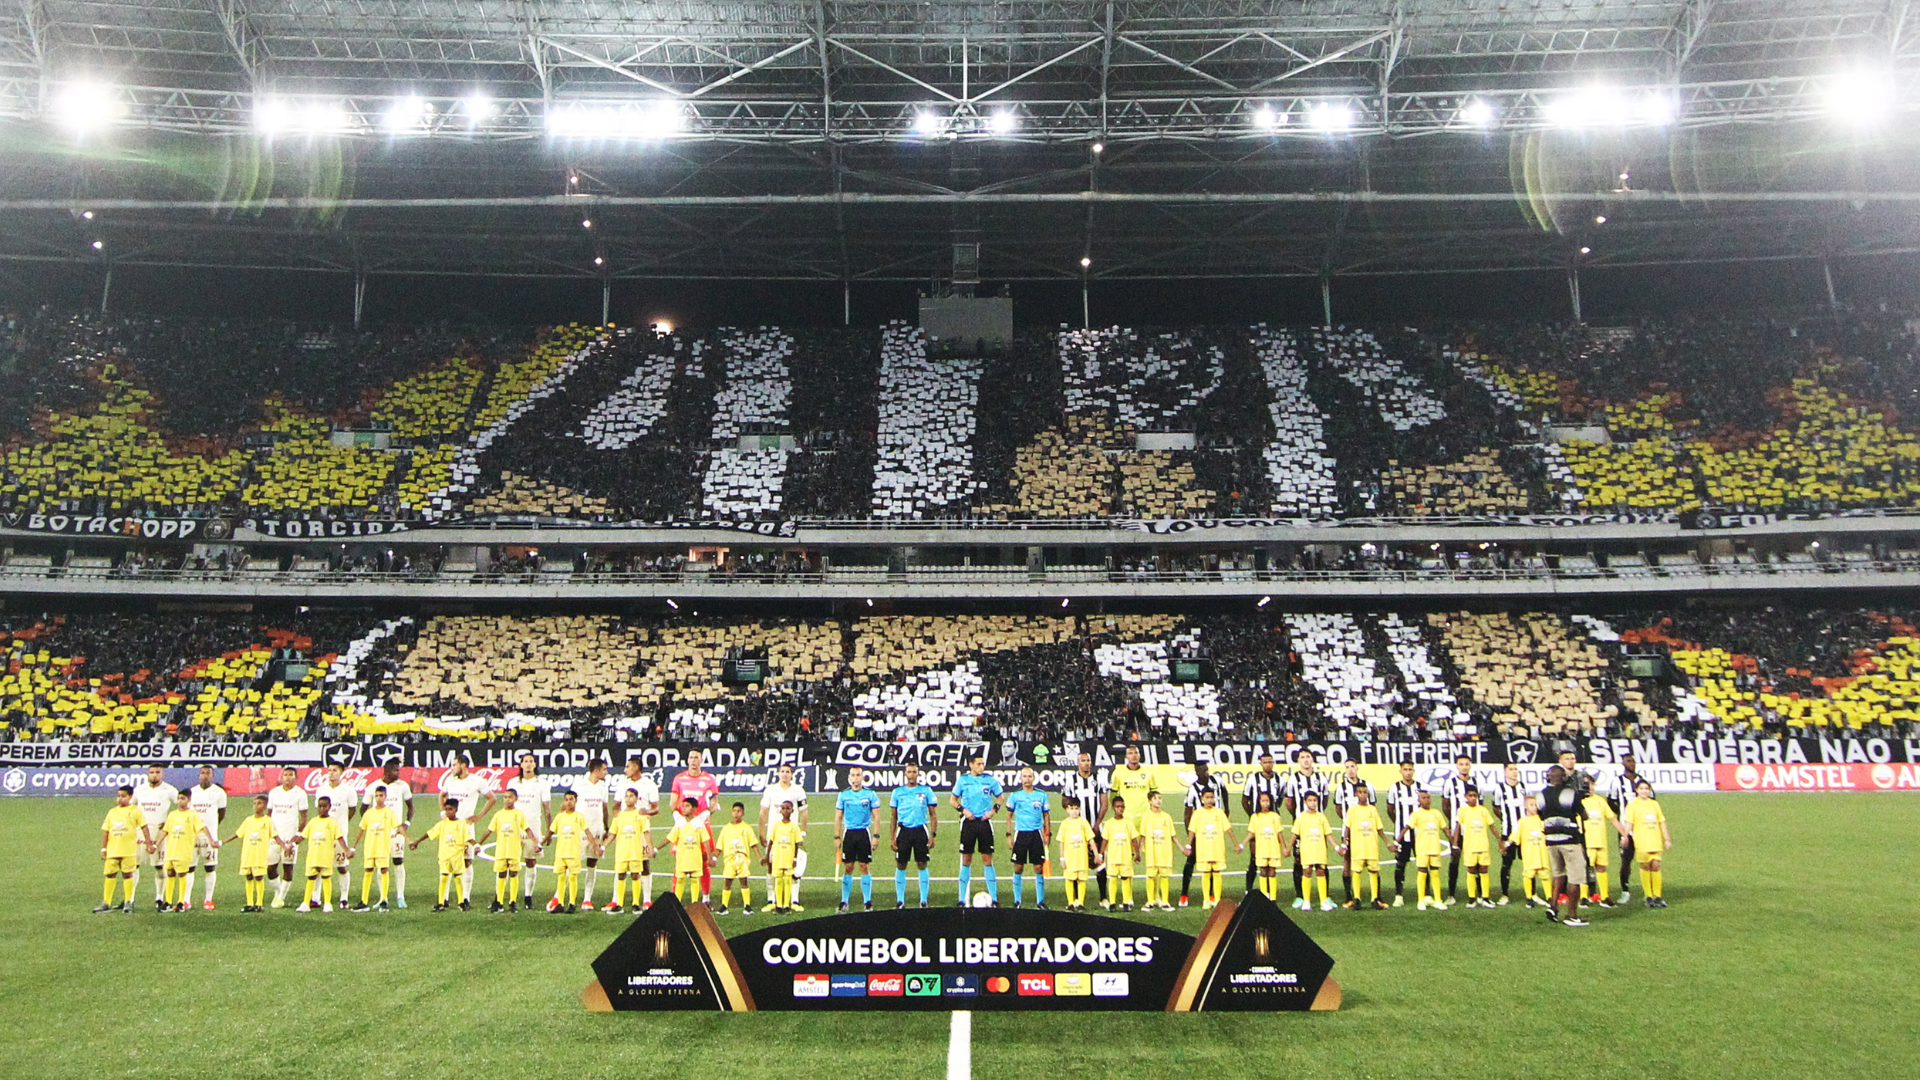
[1539,765,1589,927]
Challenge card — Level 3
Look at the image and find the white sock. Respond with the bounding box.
[154,870,166,900]
[642,872,654,903]
[128,870,140,901]
[394,864,406,902]
[204,870,217,903]
[522,865,536,902]
[183,869,195,903]
[274,877,290,901]
[462,865,474,901]
[339,871,351,903]
[583,867,597,903]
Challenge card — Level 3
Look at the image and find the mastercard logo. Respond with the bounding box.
[1871,764,1895,789]
[986,976,1012,994]
[1734,764,1760,790]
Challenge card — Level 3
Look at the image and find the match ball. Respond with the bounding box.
[970,891,993,908]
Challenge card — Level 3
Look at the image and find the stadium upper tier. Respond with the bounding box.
[3,311,1918,527]
[1,607,1914,745]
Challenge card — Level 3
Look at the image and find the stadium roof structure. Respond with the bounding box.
[0,0,1918,287]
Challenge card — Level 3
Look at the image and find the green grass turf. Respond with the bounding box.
[2,792,1915,1080]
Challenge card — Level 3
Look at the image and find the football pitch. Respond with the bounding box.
[3,793,1915,1080]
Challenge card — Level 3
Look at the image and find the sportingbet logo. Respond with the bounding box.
[1093,972,1130,997]
[829,974,867,997]
[905,974,943,996]
[867,974,904,997]
[1016,974,1054,996]
[792,975,829,998]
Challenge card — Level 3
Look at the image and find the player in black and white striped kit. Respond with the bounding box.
[1284,749,1331,910]
[1058,753,1109,906]
[1491,762,1527,905]
[1240,753,1288,894]
[1435,755,1476,902]
[1384,762,1421,907]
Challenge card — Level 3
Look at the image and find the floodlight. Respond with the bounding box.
[1594,215,1608,224]
[302,100,353,135]
[1546,86,1631,128]
[1579,246,1592,255]
[461,92,494,123]
[548,100,684,139]
[1080,256,1091,268]
[1091,141,1104,154]
[90,240,103,250]
[581,219,593,229]
[913,109,946,136]
[593,256,604,266]
[1307,100,1353,133]
[666,599,679,609]
[53,80,126,135]
[1251,104,1281,132]
[1459,98,1495,128]
[81,210,93,220]
[1257,596,1271,608]
[651,320,673,334]
[1823,68,1896,126]
[988,109,1018,135]
[381,95,432,134]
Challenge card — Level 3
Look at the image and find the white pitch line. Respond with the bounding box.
[947,1010,972,1080]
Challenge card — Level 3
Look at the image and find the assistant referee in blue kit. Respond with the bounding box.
[952,755,1005,906]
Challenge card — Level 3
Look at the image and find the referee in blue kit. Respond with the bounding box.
[952,755,1005,906]
[888,761,939,908]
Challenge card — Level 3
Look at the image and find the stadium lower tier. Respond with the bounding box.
[1,605,1915,745]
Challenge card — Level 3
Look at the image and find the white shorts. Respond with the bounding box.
[141,843,167,870]
[269,833,298,868]
[391,833,409,861]
[521,835,541,862]
[585,824,607,854]
[195,838,217,867]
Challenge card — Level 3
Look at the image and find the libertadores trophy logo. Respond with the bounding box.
[584,889,1336,1013]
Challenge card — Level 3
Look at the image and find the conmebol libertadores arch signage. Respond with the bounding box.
[583,891,1337,1013]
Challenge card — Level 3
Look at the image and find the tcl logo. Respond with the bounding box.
[867,974,903,996]
[1016,974,1054,996]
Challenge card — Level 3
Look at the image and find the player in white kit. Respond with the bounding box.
[568,760,613,910]
[610,757,660,907]
[507,754,553,909]
[132,765,179,910]
[759,764,810,911]
[263,766,309,907]
[312,763,361,908]
[437,755,492,906]
[186,766,229,910]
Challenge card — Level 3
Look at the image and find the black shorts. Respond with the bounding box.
[1011,830,1046,867]
[959,817,995,855]
[894,825,930,865]
[840,827,873,864]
